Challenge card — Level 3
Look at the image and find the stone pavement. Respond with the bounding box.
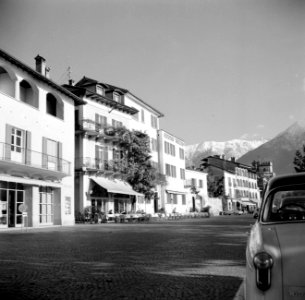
[0,216,254,300]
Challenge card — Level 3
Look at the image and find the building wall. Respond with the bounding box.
[185,169,208,212]
[0,57,76,228]
[158,130,187,213]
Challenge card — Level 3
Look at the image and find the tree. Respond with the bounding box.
[104,126,167,198]
[207,174,224,197]
[293,145,305,172]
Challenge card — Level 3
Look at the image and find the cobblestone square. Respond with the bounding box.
[0,216,253,300]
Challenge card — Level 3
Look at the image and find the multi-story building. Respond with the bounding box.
[201,155,260,212]
[157,130,188,214]
[0,49,84,228]
[252,161,275,196]
[63,77,163,215]
[184,168,208,212]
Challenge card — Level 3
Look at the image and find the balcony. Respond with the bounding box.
[76,119,121,142]
[75,157,127,175]
[0,142,71,181]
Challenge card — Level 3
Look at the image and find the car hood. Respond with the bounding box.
[274,223,305,298]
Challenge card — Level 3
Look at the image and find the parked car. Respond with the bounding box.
[233,210,244,215]
[245,173,305,299]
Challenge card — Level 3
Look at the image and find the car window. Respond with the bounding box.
[263,190,305,222]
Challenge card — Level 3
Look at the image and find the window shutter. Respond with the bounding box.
[58,142,62,172]
[5,124,12,160]
[95,145,99,168]
[42,137,47,169]
[95,113,100,131]
[25,131,31,165]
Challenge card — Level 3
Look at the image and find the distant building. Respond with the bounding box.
[201,155,260,212]
[252,161,275,197]
[0,48,84,228]
[184,168,208,212]
[157,129,187,213]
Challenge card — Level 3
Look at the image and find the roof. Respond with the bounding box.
[63,84,138,115]
[0,48,86,106]
[75,76,164,117]
[202,155,256,174]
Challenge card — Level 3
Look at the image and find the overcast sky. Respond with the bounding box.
[1,0,305,144]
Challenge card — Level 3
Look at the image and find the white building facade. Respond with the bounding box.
[64,77,163,216]
[0,49,83,228]
[157,130,188,214]
[185,169,208,212]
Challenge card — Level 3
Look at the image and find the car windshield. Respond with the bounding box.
[263,189,305,222]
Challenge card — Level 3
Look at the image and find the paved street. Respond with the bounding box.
[0,215,254,300]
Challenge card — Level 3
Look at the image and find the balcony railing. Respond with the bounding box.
[76,119,121,142]
[75,157,127,174]
[0,142,71,175]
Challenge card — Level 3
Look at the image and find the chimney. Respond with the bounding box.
[35,55,46,75]
[231,157,236,162]
[68,79,74,86]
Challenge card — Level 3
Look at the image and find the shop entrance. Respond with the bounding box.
[0,182,25,228]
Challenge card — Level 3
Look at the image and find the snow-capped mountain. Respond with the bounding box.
[186,138,267,168]
[238,121,305,175]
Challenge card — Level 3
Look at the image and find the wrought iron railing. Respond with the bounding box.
[75,157,127,173]
[76,119,109,132]
[0,142,71,175]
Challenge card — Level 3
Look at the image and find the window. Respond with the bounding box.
[46,93,63,120]
[179,148,184,159]
[0,66,15,97]
[141,109,145,122]
[164,141,176,156]
[151,115,158,129]
[95,114,107,131]
[166,193,171,204]
[191,178,197,187]
[96,85,104,95]
[180,168,185,180]
[151,138,158,152]
[172,194,177,204]
[182,194,186,205]
[165,164,176,177]
[20,80,38,108]
[199,179,203,188]
[11,128,23,153]
[113,93,120,103]
[112,119,123,128]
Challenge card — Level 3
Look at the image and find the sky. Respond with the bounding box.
[1,0,305,145]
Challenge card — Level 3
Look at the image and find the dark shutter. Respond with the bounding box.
[5,124,12,160]
[95,113,100,131]
[95,145,99,168]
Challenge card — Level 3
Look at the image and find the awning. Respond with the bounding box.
[166,189,187,195]
[0,174,62,188]
[90,177,143,196]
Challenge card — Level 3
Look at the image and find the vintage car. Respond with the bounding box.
[245,173,305,300]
